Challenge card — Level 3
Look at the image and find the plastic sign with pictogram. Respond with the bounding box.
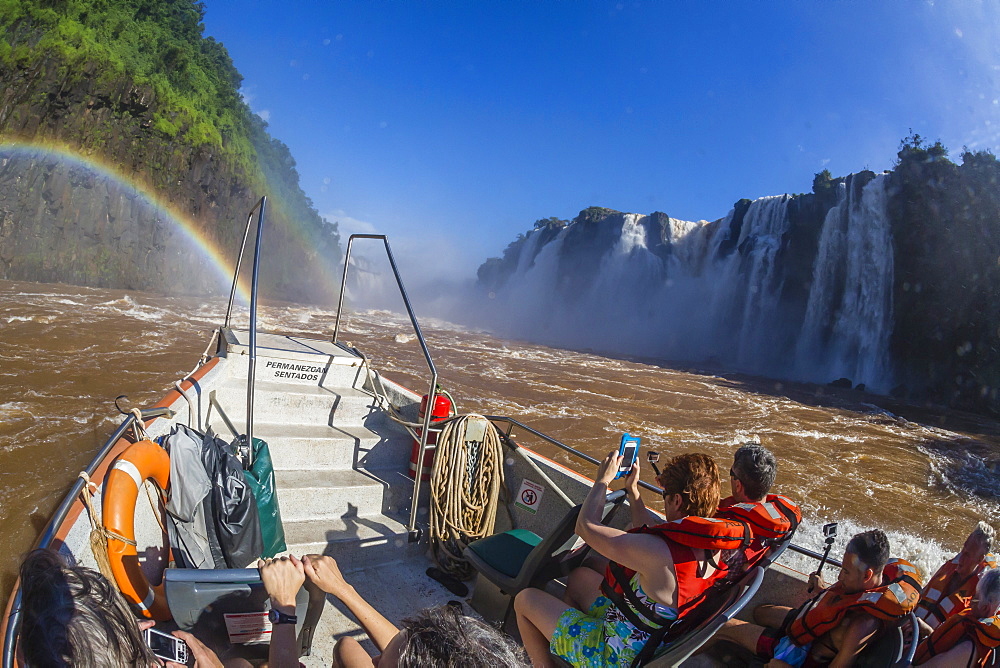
[515,479,545,514]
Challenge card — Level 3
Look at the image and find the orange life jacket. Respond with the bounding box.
[716,494,801,539]
[786,559,922,646]
[599,516,751,630]
[916,554,998,628]
[716,494,801,568]
[915,609,1000,667]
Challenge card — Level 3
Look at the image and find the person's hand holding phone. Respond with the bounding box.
[624,457,641,498]
[164,630,223,668]
[596,450,624,486]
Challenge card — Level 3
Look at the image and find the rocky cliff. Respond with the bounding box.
[0,1,339,301]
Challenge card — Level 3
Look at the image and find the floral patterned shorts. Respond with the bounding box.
[549,595,670,668]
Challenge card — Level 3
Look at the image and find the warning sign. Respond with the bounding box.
[224,611,271,644]
[515,479,544,514]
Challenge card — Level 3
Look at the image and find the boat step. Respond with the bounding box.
[281,514,420,571]
[251,422,411,471]
[206,381,380,430]
[275,468,391,521]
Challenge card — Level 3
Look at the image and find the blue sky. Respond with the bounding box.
[202,1,1000,282]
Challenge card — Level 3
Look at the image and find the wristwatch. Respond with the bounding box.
[268,608,298,625]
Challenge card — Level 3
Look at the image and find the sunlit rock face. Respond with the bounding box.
[477,174,896,394]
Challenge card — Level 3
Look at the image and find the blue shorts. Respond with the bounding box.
[771,636,811,668]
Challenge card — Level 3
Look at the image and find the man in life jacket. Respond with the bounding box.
[915,566,1000,666]
[514,451,747,668]
[716,529,920,668]
[915,522,997,636]
[715,443,801,572]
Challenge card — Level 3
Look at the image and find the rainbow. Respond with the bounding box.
[0,138,256,302]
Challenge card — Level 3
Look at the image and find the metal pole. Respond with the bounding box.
[246,196,266,467]
[332,235,355,344]
[224,207,257,329]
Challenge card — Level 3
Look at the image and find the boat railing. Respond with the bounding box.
[483,415,840,568]
[484,415,665,497]
[332,234,440,540]
[222,196,268,465]
[2,410,154,668]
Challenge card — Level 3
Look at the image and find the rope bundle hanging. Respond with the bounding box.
[428,413,504,580]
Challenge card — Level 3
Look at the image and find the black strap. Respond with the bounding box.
[599,563,673,634]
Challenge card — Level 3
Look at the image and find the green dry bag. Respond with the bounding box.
[239,436,287,557]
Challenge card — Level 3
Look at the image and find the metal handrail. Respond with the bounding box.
[483,415,837,568]
[3,414,139,668]
[787,543,844,569]
[222,196,267,465]
[484,415,664,496]
[332,234,439,538]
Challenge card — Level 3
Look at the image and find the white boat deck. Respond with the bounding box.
[28,328,835,668]
[300,557,479,665]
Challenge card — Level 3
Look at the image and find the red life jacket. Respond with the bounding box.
[599,516,751,633]
[916,554,998,628]
[786,559,923,646]
[716,494,801,567]
[915,609,1000,667]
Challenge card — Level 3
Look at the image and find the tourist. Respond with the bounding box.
[298,554,528,667]
[17,548,223,667]
[916,522,997,635]
[716,529,921,667]
[715,443,801,572]
[915,566,1000,665]
[514,451,746,667]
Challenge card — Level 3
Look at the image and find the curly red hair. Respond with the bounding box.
[656,452,720,518]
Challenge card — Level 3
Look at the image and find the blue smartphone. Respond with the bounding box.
[615,433,641,479]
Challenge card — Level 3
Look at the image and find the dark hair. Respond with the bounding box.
[731,443,777,500]
[656,453,720,518]
[397,605,528,667]
[17,549,156,668]
[846,530,891,574]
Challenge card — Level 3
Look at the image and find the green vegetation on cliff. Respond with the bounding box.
[0,0,252,168]
[0,0,340,301]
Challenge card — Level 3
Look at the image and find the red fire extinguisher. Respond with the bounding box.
[408,387,455,481]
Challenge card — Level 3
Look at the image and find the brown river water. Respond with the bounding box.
[3,278,1000,604]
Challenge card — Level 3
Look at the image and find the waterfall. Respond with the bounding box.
[796,174,894,391]
[482,175,895,392]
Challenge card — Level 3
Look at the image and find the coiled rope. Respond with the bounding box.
[429,414,504,580]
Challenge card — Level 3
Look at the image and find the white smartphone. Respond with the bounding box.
[143,627,189,664]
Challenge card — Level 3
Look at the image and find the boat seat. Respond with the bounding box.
[163,567,323,659]
[464,490,625,627]
[644,564,766,667]
[854,610,918,668]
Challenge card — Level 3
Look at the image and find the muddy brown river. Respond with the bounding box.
[3,278,1000,603]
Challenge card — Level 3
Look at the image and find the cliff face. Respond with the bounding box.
[0,2,339,302]
[888,144,1000,414]
[477,143,1000,416]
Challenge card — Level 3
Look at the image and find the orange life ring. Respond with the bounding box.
[102,439,171,620]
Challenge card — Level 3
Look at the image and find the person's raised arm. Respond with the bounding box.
[303,554,399,652]
[576,451,673,577]
[624,458,661,529]
[258,555,306,668]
